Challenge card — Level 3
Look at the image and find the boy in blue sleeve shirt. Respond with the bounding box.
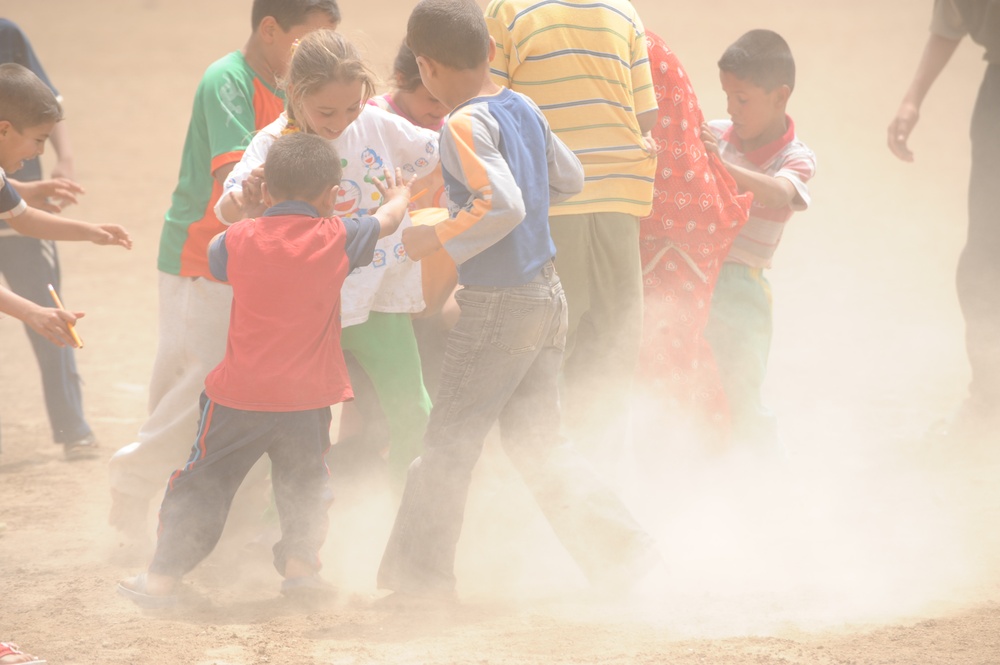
[377,0,659,606]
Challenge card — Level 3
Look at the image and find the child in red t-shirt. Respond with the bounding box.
[636,31,752,451]
[118,133,415,607]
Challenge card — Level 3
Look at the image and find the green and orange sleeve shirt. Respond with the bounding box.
[157,50,284,279]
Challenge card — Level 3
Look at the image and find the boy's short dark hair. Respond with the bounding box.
[0,63,62,130]
[252,0,341,31]
[718,29,795,92]
[407,0,489,70]
[264,132,342,202]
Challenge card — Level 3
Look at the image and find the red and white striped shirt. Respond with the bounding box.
[708,117,816,268]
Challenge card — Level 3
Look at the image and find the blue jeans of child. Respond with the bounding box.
[378,262,656,596]
[0,236,91,448]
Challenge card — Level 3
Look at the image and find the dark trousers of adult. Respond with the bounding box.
[958,62,1000,413]
[378,263,655,597]
[0,235,91,449]
[149,393,333,579]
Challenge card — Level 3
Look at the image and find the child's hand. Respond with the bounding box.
[240,166,267,217]
[24,306,85,348]
[402,224,443,261]
[91,224,133,249]
[642,133,656,153]
[700,123,720,156]
[373,167,417,207]
[370,168,419,239]
[10,177,85,213]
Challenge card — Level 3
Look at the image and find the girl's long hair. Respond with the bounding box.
[281,29,378,133]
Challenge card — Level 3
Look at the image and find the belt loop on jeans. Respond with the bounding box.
[531,260,556,284]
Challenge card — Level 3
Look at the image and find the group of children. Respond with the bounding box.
[0,0,815,611]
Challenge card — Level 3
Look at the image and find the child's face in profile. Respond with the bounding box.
[720,71,788,149]
[394,79,449,130]
[0,120,55,174]
[295,78,365,141]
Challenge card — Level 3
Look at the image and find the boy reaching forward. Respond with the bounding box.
[0,62,130,457]
[0,63,130,249]
[700,30,817,453]
[377,0,658,605]
[118,133,414,606]
[0,62,129,357]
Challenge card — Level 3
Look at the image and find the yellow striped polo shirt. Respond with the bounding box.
[486,0,657,218]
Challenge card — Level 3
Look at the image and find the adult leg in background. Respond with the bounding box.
[955,63,1000,434]
[548,213,643,472]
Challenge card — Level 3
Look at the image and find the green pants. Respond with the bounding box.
[341,312,431,487]
[549,213,643,466]
[703,263,778,450]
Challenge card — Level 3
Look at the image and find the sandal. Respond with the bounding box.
[0,642,46,665]
[117,573,180,609]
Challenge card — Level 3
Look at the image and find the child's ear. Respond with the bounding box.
[415,55,433,80]
[257,16,278,44]
[261,181,275,208]
[0,119,12,138]
[487,36,497,62]
[775,84,792,108]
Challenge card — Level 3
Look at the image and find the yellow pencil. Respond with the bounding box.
[46,283,84,348]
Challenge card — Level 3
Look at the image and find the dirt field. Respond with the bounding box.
[2,1,999,663]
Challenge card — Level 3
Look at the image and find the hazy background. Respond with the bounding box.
[1,0,997,647]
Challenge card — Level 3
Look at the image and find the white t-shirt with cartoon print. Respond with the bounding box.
[218,106,440,327]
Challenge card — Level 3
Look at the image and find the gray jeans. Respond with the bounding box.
[378,262,656,596]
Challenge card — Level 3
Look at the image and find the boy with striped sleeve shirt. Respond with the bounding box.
[700,30,817,453]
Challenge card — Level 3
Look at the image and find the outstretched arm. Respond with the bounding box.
[0,286,84,348]
[888,33,962,162]
[371,167,417,239]
[6,206,132,248]
[8,176,85,213]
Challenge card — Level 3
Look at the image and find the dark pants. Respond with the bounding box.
[149,393,333,578]
[0,235,90,447]
[958,63,1000,410]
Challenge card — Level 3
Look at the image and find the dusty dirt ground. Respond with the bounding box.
[2,1,1000,663]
